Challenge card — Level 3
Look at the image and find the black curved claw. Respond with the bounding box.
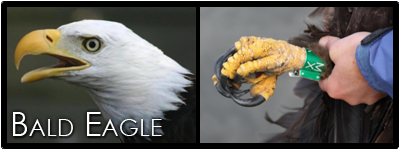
[215,83,231,98]
[230,73,250,97]
[229,94,265,107]
[216,76,232,98]
[214,46,238,97]
[231,89,250,96]
[233,73,244,85]
[214,46,237,80]
[216,82,250,98]
[214,45,265,107]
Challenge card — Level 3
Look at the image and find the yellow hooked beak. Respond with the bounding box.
[15,29,90,83]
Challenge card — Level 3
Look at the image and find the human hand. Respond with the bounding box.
[318,32,387,105]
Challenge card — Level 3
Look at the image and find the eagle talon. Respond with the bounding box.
[216,76,232,97]
[233,73,244,85]
[215,83,231,98]
[214,46,244,98]
[229,94,265,107]
[230,88,250,98]
[214,46,237,81]
[232,88,250,95]
[213,45,265,107]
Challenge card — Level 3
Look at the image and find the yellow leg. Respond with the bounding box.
[214,36,307,101]
[221,36,306,80]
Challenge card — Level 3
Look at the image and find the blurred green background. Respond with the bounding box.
[7,7,196,143]
[200,7,317,143]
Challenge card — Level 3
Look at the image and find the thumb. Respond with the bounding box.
[319,36,341,50]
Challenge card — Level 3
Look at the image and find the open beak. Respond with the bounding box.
[15,29,90,83]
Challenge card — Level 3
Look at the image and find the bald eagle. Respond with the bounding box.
[15,20,196,143]
[213,7,393,143]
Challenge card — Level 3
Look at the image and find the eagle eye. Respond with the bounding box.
[82,37,102,52]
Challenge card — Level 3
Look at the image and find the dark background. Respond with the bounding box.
[7,7,196,143]
[200,7,317,143]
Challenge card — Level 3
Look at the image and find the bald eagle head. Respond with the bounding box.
[15,20,193,141]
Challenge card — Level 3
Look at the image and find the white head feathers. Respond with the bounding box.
[55,20,192,139]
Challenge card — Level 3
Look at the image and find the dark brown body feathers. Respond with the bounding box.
[267,7,393,143]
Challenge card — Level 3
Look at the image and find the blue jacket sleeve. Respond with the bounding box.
[356,30,393,99]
